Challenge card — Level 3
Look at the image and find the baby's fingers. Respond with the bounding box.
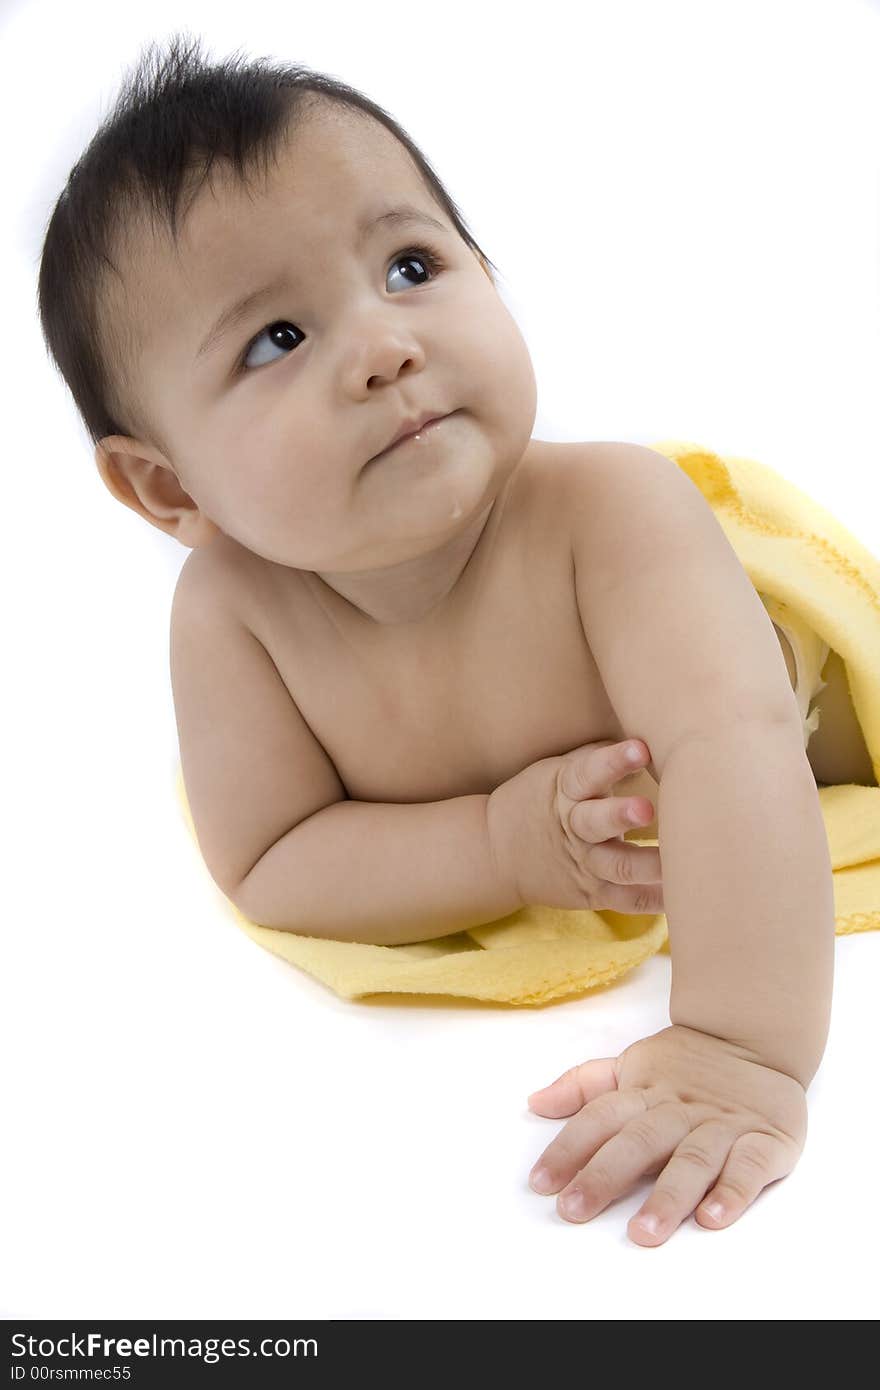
[569,792,655,845]
[630,1127,799,1245]
[587,835,662,887]
[568,793,663,910]
[594,874,664,915]
[559,739,650,804]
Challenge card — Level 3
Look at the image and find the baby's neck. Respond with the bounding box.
[311,494,504,627]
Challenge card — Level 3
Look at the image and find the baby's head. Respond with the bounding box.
[37,34,537,575]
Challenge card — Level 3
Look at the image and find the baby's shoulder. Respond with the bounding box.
[173,531,292,619]
[529,436,648,484]
[530,438,676,534]
[518,438,626,539]
[523,437,626,498]
[172,534,245,616]
[522,439,677,598]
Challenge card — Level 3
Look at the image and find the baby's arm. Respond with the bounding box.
[659,719,833,1087]
[568,442,833,1080]
[171,547,521,944]
[233,792,518,943]
[523,444,833,1244]
[239,736,665,941]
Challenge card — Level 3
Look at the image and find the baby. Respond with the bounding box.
[37,35,874,1247]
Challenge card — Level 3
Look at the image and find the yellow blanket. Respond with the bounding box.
[174,441,880,1005]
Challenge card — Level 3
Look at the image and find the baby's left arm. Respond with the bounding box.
[529,445,834,1244]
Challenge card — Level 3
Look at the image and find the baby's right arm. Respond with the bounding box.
[233,739,662,944]
[234,793,519,942]
[171,554,661,946]
[171,551,520,943]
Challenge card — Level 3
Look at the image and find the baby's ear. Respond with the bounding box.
[94,436,220,549]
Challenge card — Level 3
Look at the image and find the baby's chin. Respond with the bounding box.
[360,418,512,506]
[312,485,499,577]
[368,473,503,546]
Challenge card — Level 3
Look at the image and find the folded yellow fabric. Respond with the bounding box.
[174,441,880,1005]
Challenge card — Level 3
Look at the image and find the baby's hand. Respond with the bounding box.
[527,1024,808,1245]
[486,739,663,914]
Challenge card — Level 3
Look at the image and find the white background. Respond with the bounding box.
[2,0,879,1320]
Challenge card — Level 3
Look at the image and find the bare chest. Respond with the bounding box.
[238,447,625,803]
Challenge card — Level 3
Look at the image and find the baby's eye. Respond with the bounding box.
[241,321,304,371]
[385,245,441,293]
[238,244,444,372]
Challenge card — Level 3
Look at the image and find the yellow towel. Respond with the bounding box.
[174,441,880,1005]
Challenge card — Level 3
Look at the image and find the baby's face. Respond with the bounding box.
[105,104,537,572]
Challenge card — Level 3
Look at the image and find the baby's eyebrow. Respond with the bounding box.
[194,202,447,362]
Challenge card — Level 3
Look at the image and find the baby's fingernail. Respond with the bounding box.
[634,1213,660,1235]
[559,1190,589,1220]
[529,1166,555,1194]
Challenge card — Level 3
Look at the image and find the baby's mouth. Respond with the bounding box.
[368,411,455,465]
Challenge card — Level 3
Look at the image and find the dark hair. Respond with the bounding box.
[36,31,500,452]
